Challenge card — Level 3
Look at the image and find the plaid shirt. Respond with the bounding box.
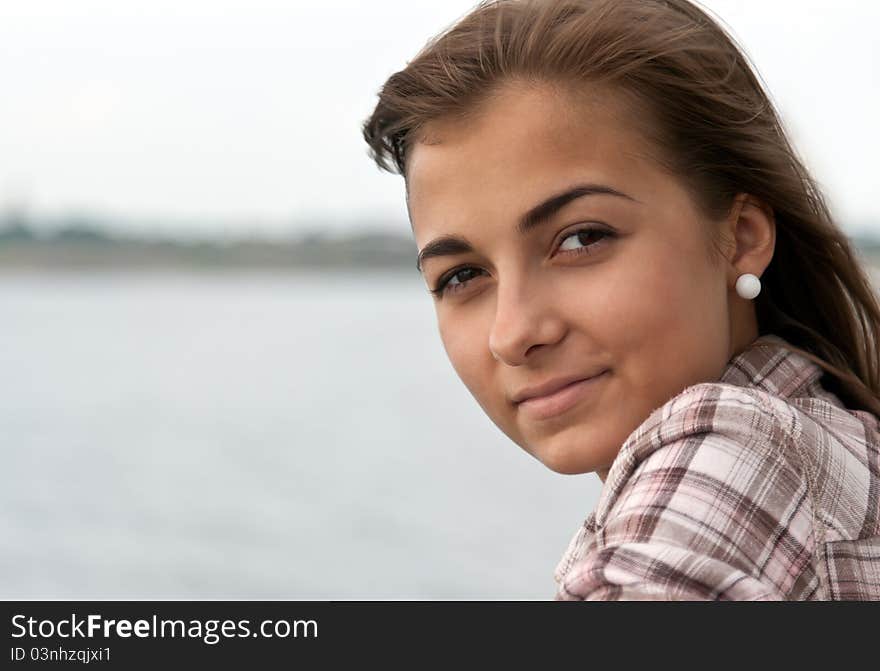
[554,333,880,600]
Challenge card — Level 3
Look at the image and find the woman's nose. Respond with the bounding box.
[488,277,566,365]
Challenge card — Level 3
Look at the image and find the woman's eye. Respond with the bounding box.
[431,267,486,298]
[557,226,612,254]
[430,226,613,299]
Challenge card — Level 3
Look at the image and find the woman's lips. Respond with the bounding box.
[516,370,609,420]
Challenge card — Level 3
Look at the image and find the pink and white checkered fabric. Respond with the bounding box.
[554,334,880,600]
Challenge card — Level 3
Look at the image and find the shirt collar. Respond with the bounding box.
[718,333,826,401]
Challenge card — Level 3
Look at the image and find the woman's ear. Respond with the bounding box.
[724,193,776,283]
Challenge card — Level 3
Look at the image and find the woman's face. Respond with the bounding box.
[407,82,741,477]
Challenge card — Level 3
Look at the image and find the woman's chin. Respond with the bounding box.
[532,443,601,476]
[517,424,612,475]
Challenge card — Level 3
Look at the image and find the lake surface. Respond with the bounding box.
[0,270,600,599]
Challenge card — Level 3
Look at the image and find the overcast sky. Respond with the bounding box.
[0,0,877,236]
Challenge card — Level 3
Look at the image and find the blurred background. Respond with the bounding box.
[1,0,878,599]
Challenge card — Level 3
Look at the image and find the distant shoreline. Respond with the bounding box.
[0,227,419,272]
[0,242,419,272]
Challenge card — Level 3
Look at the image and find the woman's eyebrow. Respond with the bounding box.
[416,183,637,272]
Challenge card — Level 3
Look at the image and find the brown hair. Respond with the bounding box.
[362,0,880,416]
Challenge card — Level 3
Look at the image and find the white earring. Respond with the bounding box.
[735,273,761,300]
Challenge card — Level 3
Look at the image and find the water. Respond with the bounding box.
[0,271,599,599]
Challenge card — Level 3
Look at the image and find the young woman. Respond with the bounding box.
[362,0,880,600]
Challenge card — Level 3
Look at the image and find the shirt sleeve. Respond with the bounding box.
[555,393,818,601]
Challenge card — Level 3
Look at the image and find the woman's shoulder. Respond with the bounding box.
[597,380,799,525]
[556,338,880,599]
[601,376,879,544]
[557,382,818,600]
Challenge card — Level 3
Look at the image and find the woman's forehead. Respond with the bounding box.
[406,85,660,234]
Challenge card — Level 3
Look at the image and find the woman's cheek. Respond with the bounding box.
[569,254,671,347]
[439,315,488,391]
[613,243,694,331]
